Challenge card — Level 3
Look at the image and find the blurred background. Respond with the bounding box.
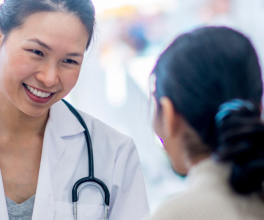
[63,0,264,213]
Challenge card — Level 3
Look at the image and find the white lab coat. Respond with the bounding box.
[0,100,149,220]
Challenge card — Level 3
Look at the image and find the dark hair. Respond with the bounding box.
[153,26,264,195]
[0,0,95,48]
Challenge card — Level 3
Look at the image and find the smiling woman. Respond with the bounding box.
[0,1,149,220]
[0,11,88,115]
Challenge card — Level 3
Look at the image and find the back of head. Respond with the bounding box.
[0,0,95,48]
[153,27,264,195]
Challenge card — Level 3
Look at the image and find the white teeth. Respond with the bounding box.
[24,84,52,98]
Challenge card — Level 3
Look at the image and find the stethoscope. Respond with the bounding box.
[62,99,110,220]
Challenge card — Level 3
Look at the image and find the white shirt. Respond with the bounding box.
[147,158,264,220]
[0,100,149,220]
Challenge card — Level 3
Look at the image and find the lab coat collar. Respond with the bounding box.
[47,100,85,173]
[32,100,85,220]
[0,100,85,220]
[0,119,59,220]
[49,100,85,138]
[32,128,56,220]
[0,170,9,219]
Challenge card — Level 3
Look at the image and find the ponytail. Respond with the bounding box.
[215,99,264,194]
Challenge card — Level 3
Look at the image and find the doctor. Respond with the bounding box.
[0,0,149,220]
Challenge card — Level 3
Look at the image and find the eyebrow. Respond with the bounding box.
[66,52,83,57]
[27,38,52,51]
[27,38,83,57]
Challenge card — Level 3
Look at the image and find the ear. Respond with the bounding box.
[159,97,182,138]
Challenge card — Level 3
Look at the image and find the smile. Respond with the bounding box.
[24,84,52,98]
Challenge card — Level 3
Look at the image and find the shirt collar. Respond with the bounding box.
[187,158,231,190]
[49,100,85,137]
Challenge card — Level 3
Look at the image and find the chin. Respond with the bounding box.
[17,102,51,118]
[24,108,49,118]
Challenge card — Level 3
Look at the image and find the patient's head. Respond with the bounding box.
[152,26,264,195]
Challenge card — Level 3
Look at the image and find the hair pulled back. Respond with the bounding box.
[0,0,95,48]
[216,100,264,194]
[153,27,264,195]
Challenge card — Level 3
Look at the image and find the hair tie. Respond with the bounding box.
[215,99,254,126]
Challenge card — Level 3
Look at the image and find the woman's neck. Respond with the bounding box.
[0,94,48,138]
[185,153,211,173]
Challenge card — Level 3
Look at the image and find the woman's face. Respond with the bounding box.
[0,12,89,117]
[153,95,189,176]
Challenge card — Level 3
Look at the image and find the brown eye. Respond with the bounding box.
[63,59,78,64]
[32,49,44,57]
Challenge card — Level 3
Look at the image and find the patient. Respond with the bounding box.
[149,27,264,220]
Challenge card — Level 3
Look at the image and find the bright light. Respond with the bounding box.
[127,56,157,98]
[0,0,176,15]
[93,0,163,7]
[93,0,176,15]
[105,62,127,107]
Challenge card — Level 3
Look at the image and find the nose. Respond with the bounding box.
[35,63,60,88]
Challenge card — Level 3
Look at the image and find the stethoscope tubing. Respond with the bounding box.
[62,99,94,178]
[62,99,110,216]
[72,177,110,205]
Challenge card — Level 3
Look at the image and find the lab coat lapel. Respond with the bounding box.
[47,100,85,172]
[0,170,9,220]
[31,118,56,220]
[49,100,85,137]
[45,100,85,173]
[32,100,85,220]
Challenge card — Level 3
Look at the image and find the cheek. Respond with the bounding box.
[61,70,80,92]
[164,140,188,175]
[1,49,37,83]
[154,113,163,140]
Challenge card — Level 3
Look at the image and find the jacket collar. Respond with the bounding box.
[49,100,85,137]
[187,158,230,190]
[0,171,9,219]
[32,100,86,220]
[0,100,85,220]
[46,100,85,173]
